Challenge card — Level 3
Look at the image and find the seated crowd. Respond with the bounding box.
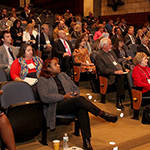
[1,5,150,150]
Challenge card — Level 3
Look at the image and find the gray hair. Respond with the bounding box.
[100,37,109,48]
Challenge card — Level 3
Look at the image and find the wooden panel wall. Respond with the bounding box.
[101,12,150,28]
[31,0,83,15]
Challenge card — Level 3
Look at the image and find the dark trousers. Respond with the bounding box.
[56,96,101,139]
[63,55,72,77]
[115,74,125,97]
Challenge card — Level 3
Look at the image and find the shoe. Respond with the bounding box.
[100,111,118,123]
[83,138,93,150]
[116,97,125,110]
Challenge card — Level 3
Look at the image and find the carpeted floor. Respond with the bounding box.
[15,81,150,150]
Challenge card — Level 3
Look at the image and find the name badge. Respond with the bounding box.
[113,61,117,66]
[148,79,150,84]
[28,63,35,69]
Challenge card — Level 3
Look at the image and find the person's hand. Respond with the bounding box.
[64,92,73,99]
[63,53,70,57]
[46,44,52,49]
[125,69,130,73]
[114,70,124,74]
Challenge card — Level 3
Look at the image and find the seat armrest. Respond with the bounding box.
[131,86,143,91]
[73,63,81,66]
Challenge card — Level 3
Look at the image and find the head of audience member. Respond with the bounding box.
[1,31,12,46]
[93,38,101,51]
[82,33,90,43]
[118,22,123,28]
[113,38,124,49]
[11,8,16,13]
[10,12,17,19]
[127,26,134,35]
[76,15,82,22]
[121,18,126,24]
[100,37,112,53]
[28,19,36,27]
[108,19,113,26]
[98,24,104,32]
[114,27,122,36]
[29,10,35,18]
[82,22,88,30]
[136,29,143,38]
[41,24,50,35]
[74,24,82,33]
[146,31,150,40]
[55,15,62,22]
[26,23,34,33]
[142,26,147,35]
[70,22,76,29]
[58,30,67,40]
[58,21,65,30]
[75,36,85,49]
[115,18,120,25]
[17,43,35,59]
[24,6,29,12]
[13,19,22,29]
[2,15,8,23]
[133,52,148,67]
[102,21,106,27]
[40,57,60,78]
[1,9,7,16]
[141,35,149,46]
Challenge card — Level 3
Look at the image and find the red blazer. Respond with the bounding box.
[132,64,150,93]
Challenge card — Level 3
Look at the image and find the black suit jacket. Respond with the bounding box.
[52,39,74,65]
[95,50,123,85]
[137,44,150,56]
[124,34,136,46]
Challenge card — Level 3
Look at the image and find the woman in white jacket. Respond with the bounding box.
[23,23,37,47]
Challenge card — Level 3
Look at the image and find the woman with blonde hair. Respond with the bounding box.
[135,29,143,45]
[22,23,37,46]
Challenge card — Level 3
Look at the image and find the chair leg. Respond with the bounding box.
[100,94,106,103]
[132,109,139,120]
[39,119,48,145]
[1,140,5,150]
[73,119,80,136]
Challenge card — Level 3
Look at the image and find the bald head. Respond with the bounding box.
[58,30,66,39]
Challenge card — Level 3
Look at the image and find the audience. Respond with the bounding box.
[95,38,129,109]
[137,35,150,56]
[71,24,82,39]
[83,33,92,54]
[124,26,136,46]
[132,52,150,96]
[105,19,113,34]
[73,36,96,74]
[37,57,118,150]
[10,19,23,47]
[0,30,19,77]
[135,29,143,45]
[53,30,73,77]
[36,24,54,60]
[93,24,105,41]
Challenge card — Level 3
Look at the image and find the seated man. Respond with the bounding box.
[36,24,54,61]
[0,31,19,78]
[53,30,73,77]
[53,20,71,40]
[0,15,13,31]
[137,35,150,56]
[95,38,129,110]
[124,26,136,46]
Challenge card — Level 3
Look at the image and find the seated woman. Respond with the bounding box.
[132,52,150,96]
[37,57,118,150]
[113,38,132,60]
[10,44,43,98]
[22,23,37,48]
[73,35,96,74]
[10,19,23,47]
[135,29,143,45]
[93,24,105,41]
[83,33,92,54]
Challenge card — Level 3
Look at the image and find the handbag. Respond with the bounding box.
[142,106,150,124]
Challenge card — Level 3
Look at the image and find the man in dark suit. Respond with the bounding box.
[95,38,129,110]
[124,26,136,46]
[0,31,19,78]
[21,6,30,20]
[36,24,54,61]
[137,35,150,56]
[111,27,123,45]
[53,30,74,77]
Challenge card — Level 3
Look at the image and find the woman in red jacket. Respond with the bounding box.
[132,52,150,96]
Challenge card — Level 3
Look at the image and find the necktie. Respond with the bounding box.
[8,47,15,60]
[64,40,71,56]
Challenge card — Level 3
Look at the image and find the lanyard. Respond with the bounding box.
[137,65,150,80]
